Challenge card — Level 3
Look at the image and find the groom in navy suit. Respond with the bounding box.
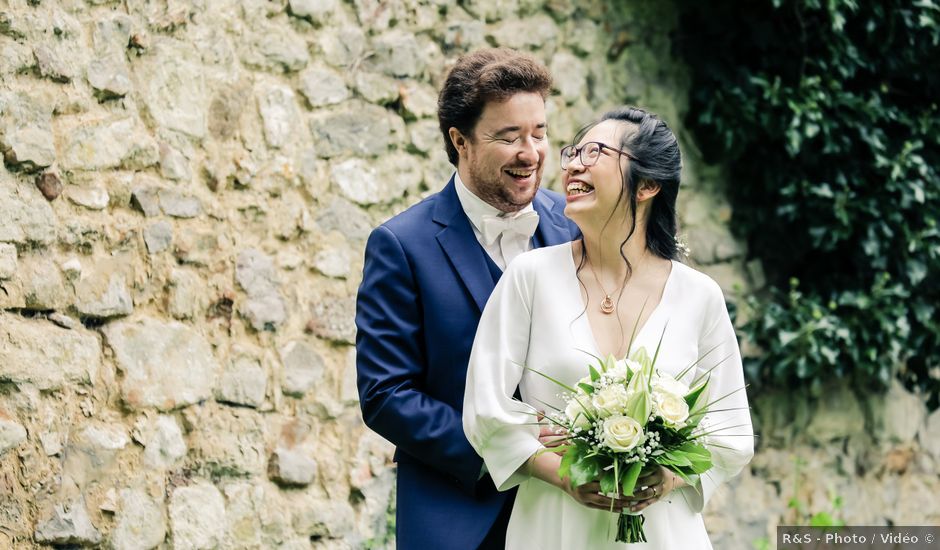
[356,48,578,549]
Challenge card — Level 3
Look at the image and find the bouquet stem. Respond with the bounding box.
[616,511,646,543]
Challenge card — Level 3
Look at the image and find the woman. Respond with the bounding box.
[463,107,754,549]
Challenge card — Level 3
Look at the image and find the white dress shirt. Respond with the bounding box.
[453,171,537,271]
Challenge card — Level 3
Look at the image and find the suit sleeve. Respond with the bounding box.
[677,281,755,512]
[355,225,484,494]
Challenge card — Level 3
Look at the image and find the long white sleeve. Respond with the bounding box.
[678,280,755,512]
[463,254,543,492]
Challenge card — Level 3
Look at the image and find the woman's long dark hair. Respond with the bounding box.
[570,107,682,344]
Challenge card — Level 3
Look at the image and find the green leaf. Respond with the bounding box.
[557,442,581,481]
[621,462,643,496]
[599,470,617,494]
[624,389,652,427]
[569,456,601,488]
[589,364,601,382]
[577,382,595,395]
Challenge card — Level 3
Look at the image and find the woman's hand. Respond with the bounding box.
[562,480,630,512]
[525,448,629,512]
[626,467,685,512]
[537,422,569,455]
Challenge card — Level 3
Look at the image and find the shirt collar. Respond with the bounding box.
[453,171,537,233]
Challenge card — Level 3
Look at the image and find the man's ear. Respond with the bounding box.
[449,127,469,157]
[637,178,661,202]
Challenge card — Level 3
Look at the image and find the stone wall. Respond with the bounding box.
[4,0,933,549]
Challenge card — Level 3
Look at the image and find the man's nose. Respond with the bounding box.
[518,137,541,163]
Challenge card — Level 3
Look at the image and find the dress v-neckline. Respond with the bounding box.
[563,241,677,359]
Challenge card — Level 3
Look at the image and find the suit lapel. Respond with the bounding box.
[434,178,496,313]
[434,178,576,313]
[532,191,575,248]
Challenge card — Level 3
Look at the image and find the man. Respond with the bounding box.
[356,48,578,550]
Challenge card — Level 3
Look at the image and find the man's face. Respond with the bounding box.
[458,92,547,213]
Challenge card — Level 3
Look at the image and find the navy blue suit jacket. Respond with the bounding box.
[356,177,578,549]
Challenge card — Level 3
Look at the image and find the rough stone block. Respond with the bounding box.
[367,31,425,78]
[216,355,267,408]
[331,153,418,205]
[317,26,365,69]
[102,316,220,410]
[0,91,55,171]
[19,256,69,310]
[111,489,166,550]
[186,404,267,476]
[549,52,587,104]
[0,243,18,279]
[143,414,187,469]
[66,186,110,210]
[312,244,351,279]
[159,188,202,218]
[34,497,102,546]
[288,0,337,22]
[144,221,173,254]
[298,65,349,107]
[0,311,100,390]
[279,341,325,396]
[268,447,317,486]
[87,51,132,99]
[257,83,300,149]
[241,24,310,73]
[74,271,134,319]
[60,117,159,171]
[0,410,27,456]
[169,482,225,550]
[309,102,396,158]
[0,179,57,245]
[135,40,207,139]
[309,296,356,344]
[236,248,286,331]
[159,144,192,181]
[167,268,207,320]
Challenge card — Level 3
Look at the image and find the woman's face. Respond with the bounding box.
[562,119,631,224]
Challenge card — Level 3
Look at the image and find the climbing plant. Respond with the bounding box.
[674,0,940,406]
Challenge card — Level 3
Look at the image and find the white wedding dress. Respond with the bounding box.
[464,243,754,549]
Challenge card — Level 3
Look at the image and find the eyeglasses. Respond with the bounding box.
[559,142,635,170]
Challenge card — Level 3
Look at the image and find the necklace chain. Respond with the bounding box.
[587,259,621,315]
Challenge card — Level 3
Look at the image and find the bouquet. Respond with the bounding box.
[529,330,733,543]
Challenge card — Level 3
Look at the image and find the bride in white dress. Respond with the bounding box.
[463,107,754,549]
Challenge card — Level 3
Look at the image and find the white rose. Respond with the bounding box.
[606,361,628,381]
[592,384,631,418]
[602,415,645,452]
[654,392,690,426]
[652,374,689,397]
[565,399,594,431]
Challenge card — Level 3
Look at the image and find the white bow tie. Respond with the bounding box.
[480,211,540,246]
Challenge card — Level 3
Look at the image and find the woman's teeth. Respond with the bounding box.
[567,182,594,195]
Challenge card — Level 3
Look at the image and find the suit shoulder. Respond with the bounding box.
[372,193,440,239]
[538,188,568,207]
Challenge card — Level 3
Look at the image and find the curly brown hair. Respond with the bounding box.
[437,48,553,166]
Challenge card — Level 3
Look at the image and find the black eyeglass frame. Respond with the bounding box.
[559,141,636,170]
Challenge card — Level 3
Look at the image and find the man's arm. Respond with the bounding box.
[355,225,483,494]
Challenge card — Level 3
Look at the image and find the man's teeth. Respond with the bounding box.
[567,182,594,195]
[506,169,533,178]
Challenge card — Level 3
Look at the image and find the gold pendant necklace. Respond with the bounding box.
[588,259,619,315]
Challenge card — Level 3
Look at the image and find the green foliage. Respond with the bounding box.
[675,0,940,405]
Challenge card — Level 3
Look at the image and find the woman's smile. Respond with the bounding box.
[565,178,595,202]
